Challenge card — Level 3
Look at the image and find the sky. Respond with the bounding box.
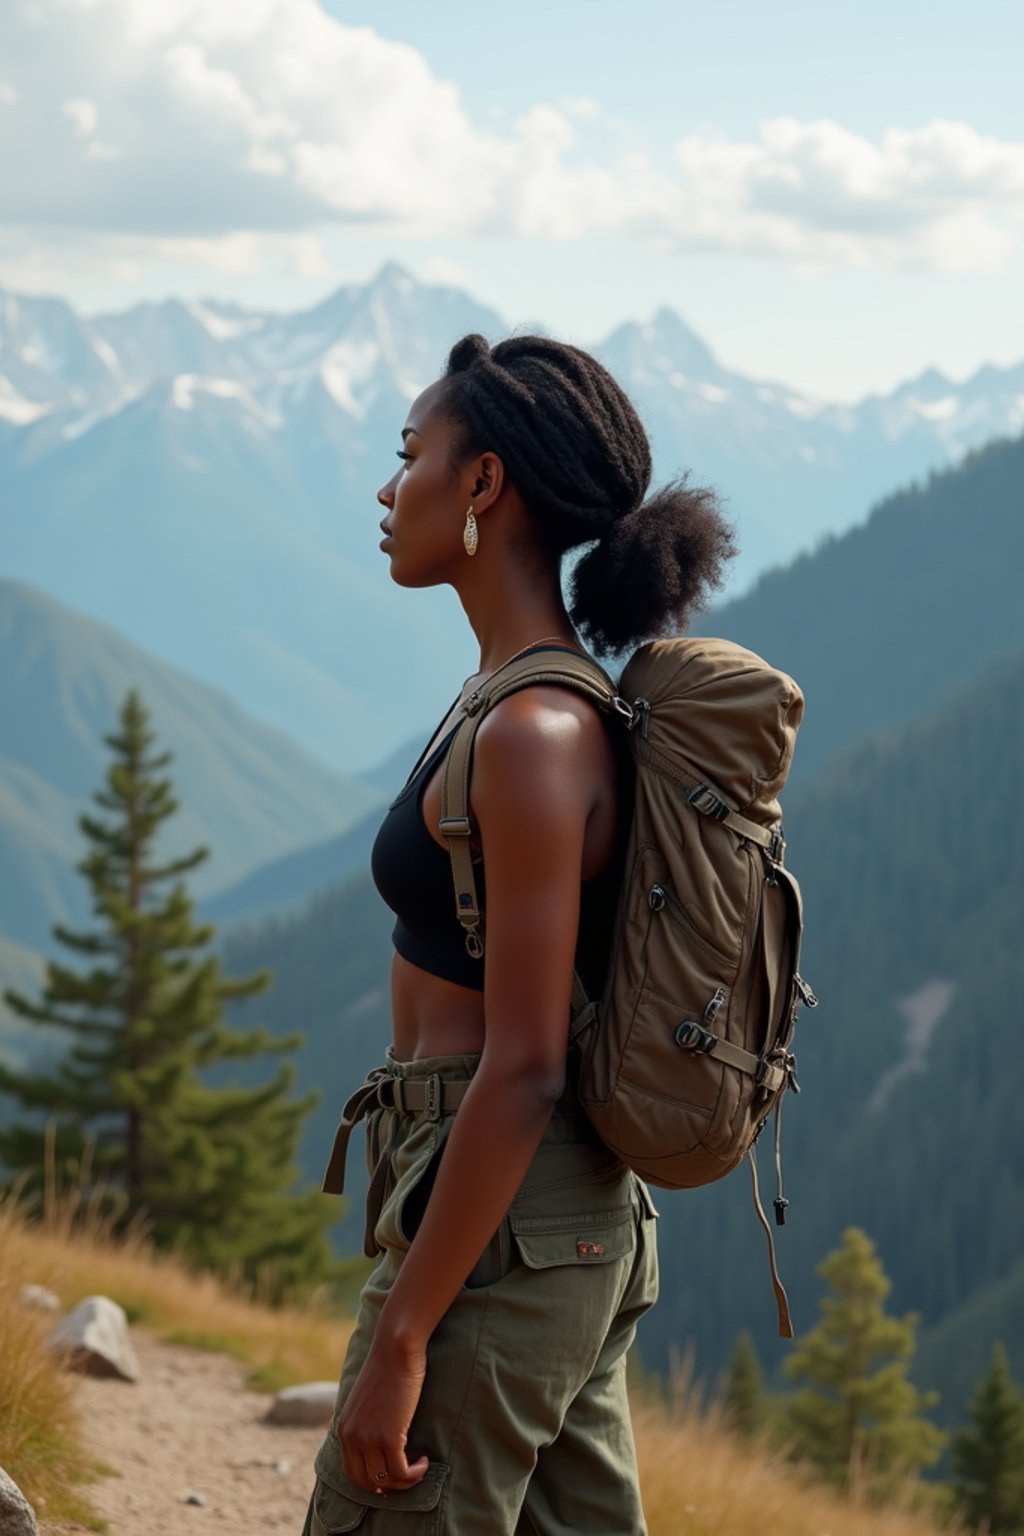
[1,0,1022,401]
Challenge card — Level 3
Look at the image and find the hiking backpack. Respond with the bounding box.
[438,636,819,1337]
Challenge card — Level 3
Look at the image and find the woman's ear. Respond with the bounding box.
[471,450,504,510]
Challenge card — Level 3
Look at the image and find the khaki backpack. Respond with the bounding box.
[439,636,819,1338]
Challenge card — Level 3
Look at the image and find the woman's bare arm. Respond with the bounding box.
[336,687,609,1490]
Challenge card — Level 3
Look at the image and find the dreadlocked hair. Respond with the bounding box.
[439,332,738,658]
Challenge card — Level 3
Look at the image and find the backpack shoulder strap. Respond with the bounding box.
[437,651,619,992]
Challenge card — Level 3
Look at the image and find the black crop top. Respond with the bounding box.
[370,647,628,996]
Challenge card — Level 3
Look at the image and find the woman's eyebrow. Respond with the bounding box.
[401,426,423,441]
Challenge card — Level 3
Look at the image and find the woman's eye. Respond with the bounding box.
[396,450,413,465]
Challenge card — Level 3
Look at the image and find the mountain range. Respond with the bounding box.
[5,263,1024,773]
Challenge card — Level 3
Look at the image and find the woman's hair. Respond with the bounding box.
[437,331,739,657]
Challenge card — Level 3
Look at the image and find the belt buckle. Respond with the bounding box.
[423,1074,442,1122]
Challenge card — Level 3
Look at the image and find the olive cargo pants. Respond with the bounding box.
[304,1049,659,1535]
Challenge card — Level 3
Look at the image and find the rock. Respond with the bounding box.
[182,1492,207,1506]
[272,1458,291,1474]
[47,1295,141,1382]
[17,1285,61,1314]
[0,1467,38,1535]
[265,1381,338,1426]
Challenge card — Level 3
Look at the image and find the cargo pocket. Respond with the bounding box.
[509,1204,636,1268]
[310,1455,449,1532]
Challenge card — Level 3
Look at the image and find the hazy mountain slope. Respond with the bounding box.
[914,1258,1024,1427]
[0,580,383,951]
[200,734,420,929]
[697,428,1024,790]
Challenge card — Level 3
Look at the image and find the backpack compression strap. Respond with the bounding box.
[437,650,619,1009]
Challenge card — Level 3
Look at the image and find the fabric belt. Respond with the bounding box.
[320,1065,474,1198]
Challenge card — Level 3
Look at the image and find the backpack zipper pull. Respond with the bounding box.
[795,973,819,1008]
[627,698,651,739]
[704,986,727,1024]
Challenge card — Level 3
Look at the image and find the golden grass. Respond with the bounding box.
[1,1136,961,1536]
[0,1186,106,1528]
[0,1133,357,1391]
[0,1135,356,1525]
[634,1371,964,1536]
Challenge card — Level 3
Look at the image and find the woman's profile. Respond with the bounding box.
[302,330,737,1535]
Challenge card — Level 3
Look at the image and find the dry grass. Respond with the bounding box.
[0,1133,356,1390]
[0,1134,355,1522]
[1,1136,962,1536]
[634,1369,963,1536]
[0,1247,105,1529]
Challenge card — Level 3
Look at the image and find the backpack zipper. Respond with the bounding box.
[648,880,730,965]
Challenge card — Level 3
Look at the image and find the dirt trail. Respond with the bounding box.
[41,1327,330,1536]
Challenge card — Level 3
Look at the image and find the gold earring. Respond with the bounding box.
[463,506,479,557]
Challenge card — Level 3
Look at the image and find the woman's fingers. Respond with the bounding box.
[343,1442,430,1494]
[382,1447,430,1488]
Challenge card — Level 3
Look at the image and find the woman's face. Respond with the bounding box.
[376,380,476,589]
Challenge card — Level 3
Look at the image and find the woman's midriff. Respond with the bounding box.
[389,951,488,1061]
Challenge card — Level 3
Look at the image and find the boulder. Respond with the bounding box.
[47,1295,140,1382]
[0,1467,38,1535]
[265,1382,338,1426]
[17,1285,60,1314]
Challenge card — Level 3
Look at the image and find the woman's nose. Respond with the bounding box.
[377,480,394,507]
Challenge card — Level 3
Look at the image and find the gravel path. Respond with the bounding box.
[41,1327,332,1536]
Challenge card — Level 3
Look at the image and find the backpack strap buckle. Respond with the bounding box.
[674,1021,717,1053]
[439,816,473,838]
[686,783,730,822]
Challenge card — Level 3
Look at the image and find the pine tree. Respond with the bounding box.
[721,1330,766,1439]
[950,1341,1024,1533]
[0,689,338,1299]
[779,1226,945,1497]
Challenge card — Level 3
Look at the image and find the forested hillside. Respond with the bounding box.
[697,428,1024,788]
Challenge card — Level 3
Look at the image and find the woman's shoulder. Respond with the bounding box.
[474,681,610,756]
[470,683,616,823]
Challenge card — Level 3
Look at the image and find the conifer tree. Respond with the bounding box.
[950,1341,1024,1533]
[779,1226,945,1496]
[721,1330,766,1439]
[0,689,337,1299]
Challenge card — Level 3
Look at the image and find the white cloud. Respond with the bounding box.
[62,96,97,137]
[422,256,473,287]
[0,224,333,294]
[0,0,1022,275]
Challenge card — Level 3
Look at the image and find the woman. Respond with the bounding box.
[304,331,737,1535]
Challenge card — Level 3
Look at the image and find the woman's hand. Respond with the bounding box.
[336,1331,430,1494]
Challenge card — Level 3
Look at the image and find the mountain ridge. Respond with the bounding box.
[6,263,1024,771]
